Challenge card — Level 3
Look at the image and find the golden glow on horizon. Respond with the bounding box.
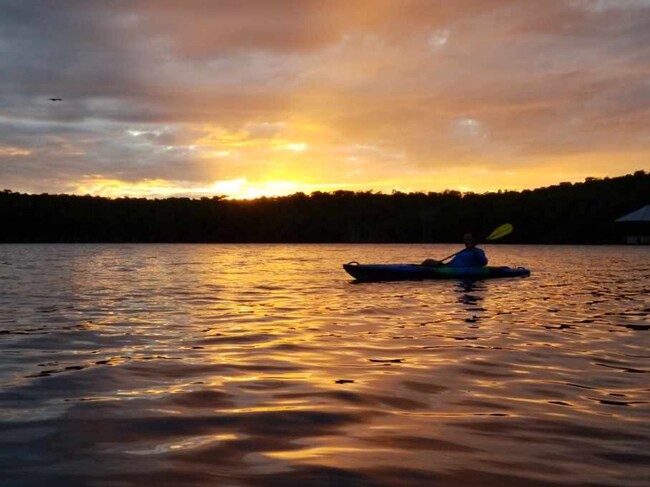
[69,156,644,200]
[68,121,648,200]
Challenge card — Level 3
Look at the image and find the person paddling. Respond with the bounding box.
[422,232,488,267]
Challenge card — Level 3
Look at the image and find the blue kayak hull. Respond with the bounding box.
[343,263,530,282]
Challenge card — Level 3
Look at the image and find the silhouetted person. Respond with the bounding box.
[422,233,488,267]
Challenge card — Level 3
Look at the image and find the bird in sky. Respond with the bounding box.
[49,98,62,101]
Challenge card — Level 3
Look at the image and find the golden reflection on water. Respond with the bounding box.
[0,244,648,486]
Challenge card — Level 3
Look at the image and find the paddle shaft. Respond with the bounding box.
[438,246,474,264]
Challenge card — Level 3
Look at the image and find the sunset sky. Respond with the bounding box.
[1,0,648,198]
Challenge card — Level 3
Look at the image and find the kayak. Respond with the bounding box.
[343,262,531,282]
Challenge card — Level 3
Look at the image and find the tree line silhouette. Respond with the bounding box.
[1,170,648,244]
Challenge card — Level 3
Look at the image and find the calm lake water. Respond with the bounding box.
[0,244,648,487]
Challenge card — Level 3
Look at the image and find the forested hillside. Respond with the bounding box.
[1,171,648,244]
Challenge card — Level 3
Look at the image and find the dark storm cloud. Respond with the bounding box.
[0,1,145,98]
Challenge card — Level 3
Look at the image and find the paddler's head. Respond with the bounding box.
[463,233,476,248]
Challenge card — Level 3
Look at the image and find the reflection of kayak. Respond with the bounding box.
[343,262,531,282]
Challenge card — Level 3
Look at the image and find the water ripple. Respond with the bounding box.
[0,244,648,486]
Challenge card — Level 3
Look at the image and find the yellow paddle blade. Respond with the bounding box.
[486,223,513,241]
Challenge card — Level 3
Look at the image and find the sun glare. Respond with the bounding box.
[284,143,308,152]
[73,177,309,200]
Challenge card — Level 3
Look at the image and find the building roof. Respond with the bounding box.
[616,205,650,222]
